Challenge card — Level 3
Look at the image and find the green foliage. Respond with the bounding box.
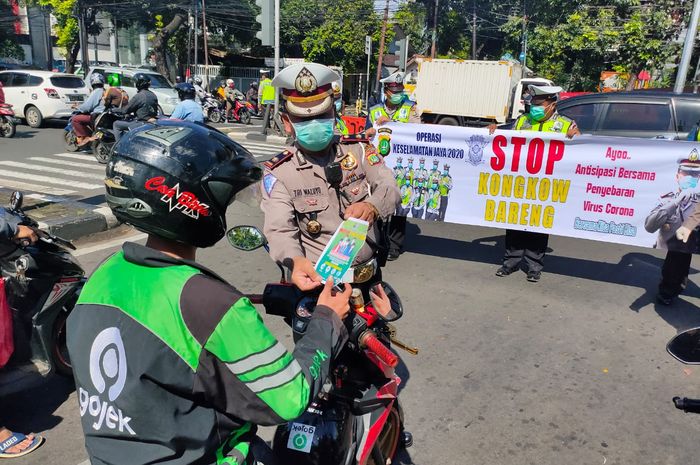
[31,0,79,59]
[280,0,383,71]
[0,0,24,60]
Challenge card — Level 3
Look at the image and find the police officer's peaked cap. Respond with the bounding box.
[272,63,340,117]
[381,71,405,91]
[678,148,700,172]
[332,81,342,99]
[528,85,563,99]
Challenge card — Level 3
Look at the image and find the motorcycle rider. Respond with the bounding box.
[246,82,259,114]
[224,79,245,123]
[72,73,106,147]
[103,73,129,110]
[260,62,400,295]
[192,76,207,103]
[112,73,159,142]
[170,83,204,123]
[67,120,352,465]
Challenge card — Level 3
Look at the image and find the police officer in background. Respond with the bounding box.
[489,85,580,282]
[365,71,421,260]
[332,81,350,136]
[646,151,700,305]
[260,63,400,294]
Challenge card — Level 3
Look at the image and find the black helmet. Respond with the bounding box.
[175,82,196,101]
[105,121,262,248]
[134,73,151,91]
[194,76,203,85]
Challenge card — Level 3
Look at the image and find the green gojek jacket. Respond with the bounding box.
[67,242,347,465]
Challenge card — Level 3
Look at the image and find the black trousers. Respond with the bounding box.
[502,229,549,273]
[388,215,407,255]
[659,250,692,297]
[261,103,273,134]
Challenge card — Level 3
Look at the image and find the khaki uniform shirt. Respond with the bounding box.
[645,192,699,252]
[260,138,400,265]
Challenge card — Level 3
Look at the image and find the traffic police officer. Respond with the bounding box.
[411,177,427,219]
[365,71,421,260]
[260,63,400,292]
[332,81,350,136]
[490,85,580,282]
[438,163,452,222]
[425,181,441,221]
[646,149,700,305]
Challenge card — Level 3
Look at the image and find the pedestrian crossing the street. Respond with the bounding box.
[0,139,286,199]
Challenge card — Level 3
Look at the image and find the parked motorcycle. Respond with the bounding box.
[1,191,84,379]
[0,102,18,138]
[90,110,124,164]
[202,95,223,124]
[228,225,415,465]
[228,95,252,125]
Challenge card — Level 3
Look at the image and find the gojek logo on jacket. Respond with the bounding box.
[78,327,136,435]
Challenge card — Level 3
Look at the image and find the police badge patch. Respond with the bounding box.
[365,146,383,165]
[466,135,489,166]
[263,173,278,195]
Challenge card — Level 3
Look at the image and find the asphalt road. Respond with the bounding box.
[2,200,700,465]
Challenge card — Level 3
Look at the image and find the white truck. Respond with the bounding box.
[413,59,553,126]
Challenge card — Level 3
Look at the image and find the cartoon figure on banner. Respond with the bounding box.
[425,180,441,221]
[645,149,700,252]
[414,157,429,182]
[466,134,488,166]
[394,157,406,188]
[428,159,440,186]
[377,127,393,157]
[405,157,415,185]
[398,178,413,216]
[411,177,427,219]
[438,163,453,222]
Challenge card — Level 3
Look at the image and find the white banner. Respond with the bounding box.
[375,123,700,252]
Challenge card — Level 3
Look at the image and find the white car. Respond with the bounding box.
[86,67,179,116]
[0,70,90,127]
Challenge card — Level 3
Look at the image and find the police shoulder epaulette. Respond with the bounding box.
[340,134,370,144]
[263,150,293,170]
[661,191,676,199]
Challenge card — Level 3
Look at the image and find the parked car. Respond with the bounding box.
[86,66,179,116]
[0,70,90,128]
[557,91,700,140]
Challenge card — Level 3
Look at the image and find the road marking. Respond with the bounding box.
[0,177,76,195]
[0,169,102,190]
[0,161,105,180]
[74,232,147,257]
[29,156,106,171]
[54,153,99,162]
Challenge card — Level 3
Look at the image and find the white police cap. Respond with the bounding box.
[271,62,340,117]
[528,85,564,97]
[380,71,405,90]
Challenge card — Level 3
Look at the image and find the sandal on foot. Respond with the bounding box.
[0,432,44,458]
[526,271,541,282]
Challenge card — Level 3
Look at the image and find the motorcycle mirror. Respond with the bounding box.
[9,191,23,212]
[372,281,404,322]
[226,225,267,251]
[667,327,700,364]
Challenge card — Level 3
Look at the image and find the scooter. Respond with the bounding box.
[90,110,124,164]
[64,112,82,152]
[227,225,415,465]
[228,95,252,125]
[0,191,85,381]
[202,95,223,124]
[0,102,17,138]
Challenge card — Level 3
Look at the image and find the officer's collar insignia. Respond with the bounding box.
[690,149,699,162]
[263,150,294,170]
[295,67,318,95]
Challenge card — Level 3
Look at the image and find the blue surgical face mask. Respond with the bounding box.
[680,175,699,190]
[388,92,404,105]
[292,118,334,152]
[529,105,547,122]
[334,100,342,112]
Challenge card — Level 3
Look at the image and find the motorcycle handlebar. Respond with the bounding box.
[361,332,398,368]
[673,396,700,414]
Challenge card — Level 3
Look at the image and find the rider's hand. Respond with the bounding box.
[364,127,377,138]
[317,277,351,320]
[369,284,392,319]
[290,256,323,291]
[566,123,580,139]
[344,202,378,224]
[14,225,38,245]
[487,123,498,135]
[677,225,694,243]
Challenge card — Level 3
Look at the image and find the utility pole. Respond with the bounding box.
[375,0,390,94]
[472,0,476,60]
[365,35,372,109]
[431,0,439,58]
[201,0,209,90]
[78,3,90,76]
[675,0,700,93]
[520,0,527,77]
[113,17,120,65]
[186,7,192,73]
[194,0,198,71]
